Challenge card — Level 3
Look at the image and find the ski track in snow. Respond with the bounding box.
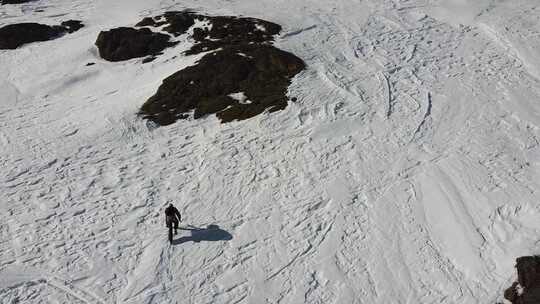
[1,0,540,303]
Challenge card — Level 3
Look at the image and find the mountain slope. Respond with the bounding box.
[1,0,540,303]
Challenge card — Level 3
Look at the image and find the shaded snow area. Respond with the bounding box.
[1,0,540,303]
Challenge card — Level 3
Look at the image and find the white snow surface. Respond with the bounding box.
[1,0,540,303]
[228,92,252,105]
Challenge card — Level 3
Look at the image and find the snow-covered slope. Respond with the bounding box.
[1,0,540,303]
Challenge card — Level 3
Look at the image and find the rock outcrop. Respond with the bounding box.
[504,256,540,304]
[138,12,305,124]
[0,20,84,49]
[95,27,176,62]
[95,11,305,124]
[136,11,281,55]
[60,20,84,33]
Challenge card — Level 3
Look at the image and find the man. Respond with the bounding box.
[165,202,182,235]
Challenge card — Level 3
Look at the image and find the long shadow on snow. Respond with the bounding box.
[172,224,232,245]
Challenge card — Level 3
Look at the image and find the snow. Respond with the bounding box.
[254,23,266,32]
[1,0,540,303]
[187,17,213,38]
[228,92,252,104]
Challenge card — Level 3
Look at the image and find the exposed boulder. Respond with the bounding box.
[504,256,540,304]
[0,20,83,49]
[140,44,305,125]
[95,27,176,62]
[159,11,197,36]
[0,23,62,49]
[97,11,281,62]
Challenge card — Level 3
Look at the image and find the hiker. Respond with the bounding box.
[165,202,182,235]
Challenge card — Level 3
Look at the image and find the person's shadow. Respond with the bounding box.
[172,224,232,245]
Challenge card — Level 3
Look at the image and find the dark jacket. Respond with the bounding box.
[165,205,181,222]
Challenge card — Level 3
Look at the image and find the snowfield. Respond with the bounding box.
[1,0,540,303]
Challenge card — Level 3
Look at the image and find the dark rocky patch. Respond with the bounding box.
[95,27,176,62]
[137,11,281,55]
[99,11,305,124]
[61,20,84,33]
[99,12,199,62]
[0,23,62,49]
[1,0,35,4]
[86,62,95,66]
[187,15,280,55]
[0,20,83,49]
[136,11,196,36]
[140,43,304,125]
[504,256,540,304]
[138,12,304,124]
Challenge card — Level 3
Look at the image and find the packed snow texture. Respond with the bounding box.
[1,0,540,303]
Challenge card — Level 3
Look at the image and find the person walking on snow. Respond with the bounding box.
[165,202,182,235]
